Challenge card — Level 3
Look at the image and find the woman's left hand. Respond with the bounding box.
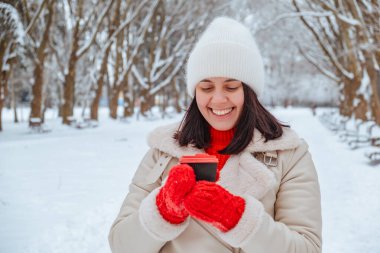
[183,181,245,232]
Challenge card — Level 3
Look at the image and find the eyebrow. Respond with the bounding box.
[200,79,239,83]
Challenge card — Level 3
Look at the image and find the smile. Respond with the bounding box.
[210,108,233,116]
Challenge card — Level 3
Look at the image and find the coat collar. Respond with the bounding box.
[147,122,301,199]
[147,122,301,157]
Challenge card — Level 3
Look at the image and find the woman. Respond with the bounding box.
[108,17,322,253]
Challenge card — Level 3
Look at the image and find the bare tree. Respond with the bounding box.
[60,0,114,124]
[1,0,234,130]
[132,0,225,117]
[26,0,56,128]
[0,1,24,131]
[106,0,160,119]
[292,0,380,124]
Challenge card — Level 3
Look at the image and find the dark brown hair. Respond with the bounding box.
[174,83,289,154]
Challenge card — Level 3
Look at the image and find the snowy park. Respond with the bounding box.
[1,0,380,253]
[1,107,380,253]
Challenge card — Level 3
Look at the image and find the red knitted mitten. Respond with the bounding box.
[184,181,245,232]
[156,164,196,224]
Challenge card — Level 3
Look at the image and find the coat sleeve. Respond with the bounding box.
[108,148,189,253]
[218,140,322,253]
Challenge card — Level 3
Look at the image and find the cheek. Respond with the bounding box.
[234,98,244,119]
[238,99,244,110]
[233,92,244,111]
[195,93,209,110]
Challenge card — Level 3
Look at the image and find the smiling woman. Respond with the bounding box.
[109,17,322,253]
[196,77,244,131]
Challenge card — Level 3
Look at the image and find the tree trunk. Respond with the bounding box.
[161,89,168,119]
[29,1,55,127]
[139,88,154,116]
[140,96,155,116]
[0,39,8,131]
[354,94,368,121]
[122,75,134,118]
[0,59,11,131]
[29,63,44,127]
[109,1,124,120]
[339,76,362,118]
[366,57,380,125]
[174,93,181,113]
[172,78,181,113]
[0,39,7,79]
[90,47,111,121]
[62,37,79,124]
[108,70,123,120]
[62,54,77,124]
[41,97,49,124]
[369,73,380,125]
[123,94,134,117]
[109,88,120,119]
[10,68,18,123]
[0,84,3,131]
[61,1,82,125]
[91,0,120,121]
[13,103,18,123]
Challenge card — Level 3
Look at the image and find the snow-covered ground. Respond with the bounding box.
[0,107,379,253]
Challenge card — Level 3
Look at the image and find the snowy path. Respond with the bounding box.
[0,108,379,253]
[277,109,380,253]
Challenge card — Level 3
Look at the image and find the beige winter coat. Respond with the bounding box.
[108,122,322,253]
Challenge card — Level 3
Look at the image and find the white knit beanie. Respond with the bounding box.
[186,17,264,97]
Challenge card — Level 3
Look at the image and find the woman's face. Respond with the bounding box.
[195,77,244,131]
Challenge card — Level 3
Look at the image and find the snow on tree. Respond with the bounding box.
[100,0,159,120]
[6,0,376,132]
[0,2,25,131]
[0,2,24,70]
[25,0,56,129]
[292,0,380,124]
[59,0,115,125]
[130,0,230,118]
[227,0,339,107]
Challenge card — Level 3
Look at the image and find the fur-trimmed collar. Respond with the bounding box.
[147,122,301,158]
[147,122,301,199]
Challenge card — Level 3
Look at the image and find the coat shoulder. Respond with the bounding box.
[277,137,315,179]
[146,122,201,158]
[247,126,303,153]
[147,122,180,148]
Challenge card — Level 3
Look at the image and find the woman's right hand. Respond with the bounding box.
[156,164,196,224]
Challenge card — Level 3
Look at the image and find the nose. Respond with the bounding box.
[211,89,228,104]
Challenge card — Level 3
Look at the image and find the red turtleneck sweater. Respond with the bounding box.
[205,127,235,180]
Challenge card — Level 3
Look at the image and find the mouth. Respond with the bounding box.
[209,107,234,116]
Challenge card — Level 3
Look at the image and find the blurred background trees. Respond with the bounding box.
[292,0,380,125]
[0,0,378,131]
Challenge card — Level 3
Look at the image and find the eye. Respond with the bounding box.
[199,86,213,92]
[226,86,239,91]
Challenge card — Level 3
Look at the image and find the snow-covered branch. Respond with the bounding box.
[298,44,340,82]
[131,65,148,89]
[25,0,47,35]
[114,0,160,88]
[101,0,152,54]
[76,0,115,58]
[0,2,25,45]
[0,2,25,73]
[257,11,333,32]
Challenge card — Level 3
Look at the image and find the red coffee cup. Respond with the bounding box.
[179,154,219,182]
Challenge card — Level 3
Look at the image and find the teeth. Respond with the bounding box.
[212,108,233,116]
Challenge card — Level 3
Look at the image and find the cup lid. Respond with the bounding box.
[179,153,219,163]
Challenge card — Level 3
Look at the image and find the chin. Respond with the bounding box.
[210,123,235,131]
